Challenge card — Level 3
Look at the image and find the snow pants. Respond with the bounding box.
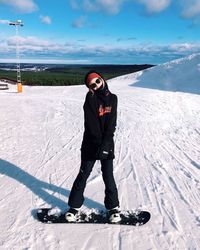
[68,159,119,210]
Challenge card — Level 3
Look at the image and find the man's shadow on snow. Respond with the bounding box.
[0,159,104,219]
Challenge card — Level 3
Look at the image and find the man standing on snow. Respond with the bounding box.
[66,71,121,223]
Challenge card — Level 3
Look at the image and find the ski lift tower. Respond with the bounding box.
[9,20,24,93]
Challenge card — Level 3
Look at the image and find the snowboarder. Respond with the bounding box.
[66,71,121,223]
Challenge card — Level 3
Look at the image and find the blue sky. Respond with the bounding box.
[0,0,200,64]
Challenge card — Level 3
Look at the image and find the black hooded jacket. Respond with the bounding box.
[81,80,118,161]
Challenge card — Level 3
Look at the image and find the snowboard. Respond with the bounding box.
[36,208,151,226]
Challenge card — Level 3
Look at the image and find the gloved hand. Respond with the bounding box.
[98,142,110,160]
[99,149,109,159]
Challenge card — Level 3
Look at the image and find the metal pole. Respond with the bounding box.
[16,24,22,85]
[9,20,23,93]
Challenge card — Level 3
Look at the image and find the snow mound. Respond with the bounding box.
[133,53,200,94]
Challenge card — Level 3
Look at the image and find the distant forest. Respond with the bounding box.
[0,64,154,86]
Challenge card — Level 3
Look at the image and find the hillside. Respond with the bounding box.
[0,54,200,249]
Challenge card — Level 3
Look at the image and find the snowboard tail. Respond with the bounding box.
[37,208,151,226]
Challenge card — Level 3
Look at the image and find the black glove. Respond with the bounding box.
[98,142,110,160]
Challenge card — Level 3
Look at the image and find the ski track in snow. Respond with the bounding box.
[0,60,200,249]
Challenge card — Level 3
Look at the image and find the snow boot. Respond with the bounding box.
[65,207,79,222]
[108,207,121,223]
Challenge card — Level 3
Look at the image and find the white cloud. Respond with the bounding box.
[0,58,89,64]
[179,0,200,18]
[70,0,171,15]
[1,35,200,59]
[70,0,125,15]
[137,0,171,13]
[40,16,52,25]
[86,0,124,14]
[70,0,200,19]
[169,43,200,52]
[72,16,86,28]
[0,20,10,24]
[0,0,38,13]
[69,0,200,22]
[70,0,80,10]
[7,36,51,47]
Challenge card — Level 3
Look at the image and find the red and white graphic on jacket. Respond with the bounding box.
[98,105,112,117]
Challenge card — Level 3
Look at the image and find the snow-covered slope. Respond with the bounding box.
[0,54,200,250]
[133,53,200,94]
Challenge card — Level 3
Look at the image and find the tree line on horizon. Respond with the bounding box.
[0,64,154,86]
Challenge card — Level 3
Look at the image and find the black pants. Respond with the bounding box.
[68,159,119,210]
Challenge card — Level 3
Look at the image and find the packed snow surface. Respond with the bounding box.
[0,54,200,249]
